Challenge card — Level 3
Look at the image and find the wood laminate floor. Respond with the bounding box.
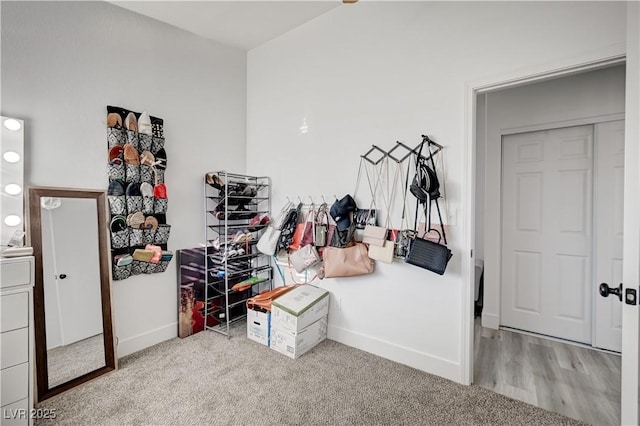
[473,319,621,425]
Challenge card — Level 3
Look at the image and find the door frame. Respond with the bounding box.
[460,41,640,422]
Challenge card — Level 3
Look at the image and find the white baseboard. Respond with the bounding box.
[116,323,177,358]
[481,312,499,330]
[327,325,462,383]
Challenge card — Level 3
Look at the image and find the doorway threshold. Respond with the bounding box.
[500,325,621,356]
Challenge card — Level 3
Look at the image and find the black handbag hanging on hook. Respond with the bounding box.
[406,136,452,275]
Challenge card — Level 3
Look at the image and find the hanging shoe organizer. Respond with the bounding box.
[106,105,172,280]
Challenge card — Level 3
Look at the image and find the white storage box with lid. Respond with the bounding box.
[271,285,329,333]
[246,309,270,346]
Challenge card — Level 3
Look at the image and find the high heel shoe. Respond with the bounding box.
[206,173,225,190]
[248,213,270,231]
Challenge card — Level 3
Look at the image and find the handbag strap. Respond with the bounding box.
[286,255,319,284]
[363,157,385,223]
[301,204,315,239]
[315,203,329,225]
[354,157,365,200]
[399,152,413,231]
[274,201,294,230]
[379,156,402,230]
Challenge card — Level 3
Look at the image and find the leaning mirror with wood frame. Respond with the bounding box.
[28,187,116,402]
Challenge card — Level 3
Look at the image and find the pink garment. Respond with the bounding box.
[145,244,162,264]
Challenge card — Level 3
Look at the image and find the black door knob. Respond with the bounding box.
[599,283,622,302]
[59,274,67,280]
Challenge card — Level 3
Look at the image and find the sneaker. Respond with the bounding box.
[126,183,141,197]
[155,148,167,170]
[233,231,250,244]
[108,180,125,196]
[221,246,238,263]
[138,111,152,135]
[140,182,154,197]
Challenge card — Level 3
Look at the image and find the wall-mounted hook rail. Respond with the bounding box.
[418,135,443,156]
[359,136,443,165]
[361,144,388,165]
[387,141,415,163]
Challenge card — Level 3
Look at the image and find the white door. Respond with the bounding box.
[594,120,625,352]
[501,125,594,344]
[47,198,103,345]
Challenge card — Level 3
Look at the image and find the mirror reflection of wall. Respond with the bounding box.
[1,116,25,248]
[40,197,106,388]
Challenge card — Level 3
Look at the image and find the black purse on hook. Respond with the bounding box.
[405,229,452,275]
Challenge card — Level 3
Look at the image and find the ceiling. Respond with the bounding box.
[108,1,342,50]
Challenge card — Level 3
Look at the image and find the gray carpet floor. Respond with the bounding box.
[37,323,584,425]
[47,334,105,388]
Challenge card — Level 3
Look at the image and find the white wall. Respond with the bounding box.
[481,65,626,329]
[1,1,247,356]
[247,1,627,382]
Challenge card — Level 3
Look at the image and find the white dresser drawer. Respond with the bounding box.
[0,260,32,290]
[0,363,28,407]
[0,329,28,369]
[0,293,28,333]
[1,397,29,426]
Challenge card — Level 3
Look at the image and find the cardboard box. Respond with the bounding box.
[247,309,270,346]
[271,317,327,359]
[271,285,329,333]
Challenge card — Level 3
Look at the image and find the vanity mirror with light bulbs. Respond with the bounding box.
[1,115,27,252]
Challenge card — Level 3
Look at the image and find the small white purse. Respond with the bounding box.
[289,244,321,273]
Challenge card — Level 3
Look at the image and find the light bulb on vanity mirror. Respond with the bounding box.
[1,115,32,257]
